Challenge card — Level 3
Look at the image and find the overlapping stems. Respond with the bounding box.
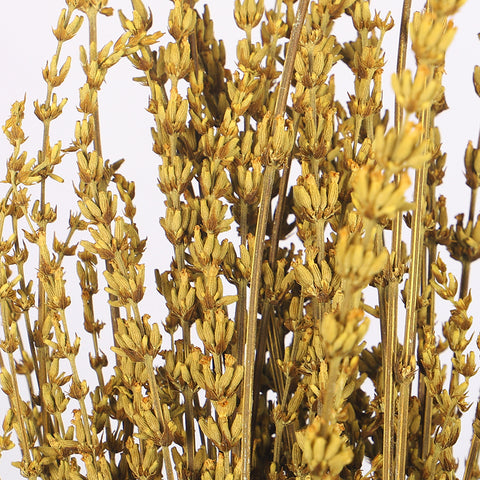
[3,1,480,480]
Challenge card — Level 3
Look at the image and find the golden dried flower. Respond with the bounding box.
[391,65,444,113]
[429,0,468,17]
[53,10,84,42]
[296,417,354,476]
[474,65,480,98]
[464,140,480,189]
[351,166,412,221]
[410,11,456,66]
[234,0,264,32]
[168,0,196,40]
[335,228,388,291]
[372,122,430,174]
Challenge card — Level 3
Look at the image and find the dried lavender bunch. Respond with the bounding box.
[1,0,480,480]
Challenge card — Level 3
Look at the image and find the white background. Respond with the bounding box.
[1,0,480,478]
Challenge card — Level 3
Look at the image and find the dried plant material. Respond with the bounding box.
[2,1,480,480]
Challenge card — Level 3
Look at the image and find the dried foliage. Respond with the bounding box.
[1,0,480,479]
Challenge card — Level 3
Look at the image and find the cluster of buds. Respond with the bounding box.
[296,416,354,477]
[335,228,388,294]
[410,11,456,68]
[392,66,444,115]
[351,164,412,222]
[2,0,479,479]
[464,140,480,190]
[342,1,393,141]
[293,247,340,302]
[442,213,480,263]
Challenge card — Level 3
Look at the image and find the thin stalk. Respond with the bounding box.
[460,184,477,299]
[16,204,51,435]
[187,0,199,75]
[460,120,480,480]
[59,312,93,445]
[468,189,477,226]
[171,139,195,471]
[273,0,309,121]
[36,5,75,443]
[144,355,176,480]
[395,109,430,479]
[461,194,477,480]
[85,6,121,349]
[236,200,249,367]
[419,235,436,460]
[266,308,286,402]
[148,44,196,468]
[251,113,300,455]
[383,1,412,478]
[240,2,309,477]
[394,0,412,132]
[272,293,304,465]
[241,164,276,479]
[55,310,98,480]
[131,303,175,480]
[181,335,195,473]
[11,215,39,394]
[86,8,102,157]
[464,434,480,480]
[314,219,326,321]
[83,9,136,465]
[82,288,113,447]
[0,294,34,480]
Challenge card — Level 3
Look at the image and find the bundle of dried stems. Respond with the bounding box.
[1,0,480,479]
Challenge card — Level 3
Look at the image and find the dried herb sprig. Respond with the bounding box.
[3,1,480,479]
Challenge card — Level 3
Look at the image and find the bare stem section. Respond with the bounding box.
[1,1,479,480]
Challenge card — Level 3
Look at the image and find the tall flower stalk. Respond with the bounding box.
[1,0,479,479]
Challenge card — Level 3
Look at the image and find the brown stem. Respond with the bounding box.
[383,2,412,479]
[395,111,430,479]
[418,235,435,459]
[464,432,480,480]
[85,7,121,353]
[236,200,249,367]
[240,2,309,477]
[251,101,301,471]
[241,165,276,479]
